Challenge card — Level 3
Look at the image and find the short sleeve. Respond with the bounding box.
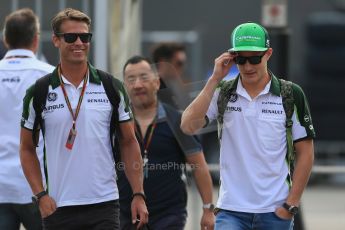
[206,89,220,123]
[291,83,316,141]
[117,82,132,122]
[21,85,36,130]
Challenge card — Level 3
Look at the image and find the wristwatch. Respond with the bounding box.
[202,203,215,211]
[32,190,47,204]
[283,202,299,215]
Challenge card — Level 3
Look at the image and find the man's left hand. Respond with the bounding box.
[200,209,215,230]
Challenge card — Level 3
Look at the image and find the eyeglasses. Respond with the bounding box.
[55,33,92,43]
[125,73,155,85]
[233,53,266,65]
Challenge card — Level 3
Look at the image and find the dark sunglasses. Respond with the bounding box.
[55,33,92,43]
[233,53,266,65]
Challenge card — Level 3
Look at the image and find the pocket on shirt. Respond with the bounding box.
[257,117,285,152]
[84,104,112,138]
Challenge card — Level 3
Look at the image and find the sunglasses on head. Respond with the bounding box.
[55,33,92,43]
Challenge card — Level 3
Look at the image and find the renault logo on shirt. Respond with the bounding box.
[87,98,109,103]
[262,109,283,115]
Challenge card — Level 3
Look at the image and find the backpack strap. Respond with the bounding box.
[32,74,51,147]
[216,79,236,141]
[32,73,51,192]
[280,78,295,186]
[97,69,121,164]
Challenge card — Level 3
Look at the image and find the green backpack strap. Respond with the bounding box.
[32,73,51,192]
[32,74,51,147]
[280,78,295,185]
[216,79,236,141]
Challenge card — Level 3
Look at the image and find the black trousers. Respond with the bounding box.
[43,200,119,230]
[0,203,42,230]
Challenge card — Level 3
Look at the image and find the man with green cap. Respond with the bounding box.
[181,22,315,230]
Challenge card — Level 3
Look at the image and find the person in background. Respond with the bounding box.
[0,8,54,230]
[0,39,7,59]
[181,22,315,230]
[151,42,190,110]
[119,55,215,230]
[151,42,187,88]
[20,8,148,230]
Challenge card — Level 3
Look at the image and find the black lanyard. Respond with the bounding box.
[135,119,157,178]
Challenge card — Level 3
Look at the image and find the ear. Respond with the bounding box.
[52,34,60,48]
[31,33,39,53]
[266,48,273,60]
[154,76,160,90]
[3,36,10,49]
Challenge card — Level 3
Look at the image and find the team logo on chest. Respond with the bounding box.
[47,92,58,102]
[229,93,238,103]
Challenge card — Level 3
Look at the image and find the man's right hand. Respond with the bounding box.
[131,195,149,229]
[210,51,237,82]
[39,195,57,218]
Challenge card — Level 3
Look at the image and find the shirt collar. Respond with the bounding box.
[269,71,281,96]
[228,69,281,97]
[157,101,167,121]
[51,62,101,89]
[132,101,167,126]
[4,49,36,59]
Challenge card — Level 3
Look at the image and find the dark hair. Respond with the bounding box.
[123,55,155,75]
[3,8,39,49]
[151,42,186,63]
[51,8,91,34]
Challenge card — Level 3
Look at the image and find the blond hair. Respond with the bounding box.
[51,8,91,33]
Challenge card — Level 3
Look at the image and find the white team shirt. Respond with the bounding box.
[0,49,54,204]
[22,65,131,207]
[207,77,313,213]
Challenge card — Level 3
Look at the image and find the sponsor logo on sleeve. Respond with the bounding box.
[304,115,310,123]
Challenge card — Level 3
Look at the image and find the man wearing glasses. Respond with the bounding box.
[118,55,214,230]
[20,8,147,229]
[181,22,315,230]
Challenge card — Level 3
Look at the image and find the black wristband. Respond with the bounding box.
[35,190,47,199]
[32,190,47,204]
[132,192,146,201]
[203,115,209,128]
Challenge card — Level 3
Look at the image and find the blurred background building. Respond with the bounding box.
[1,0,344,229]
